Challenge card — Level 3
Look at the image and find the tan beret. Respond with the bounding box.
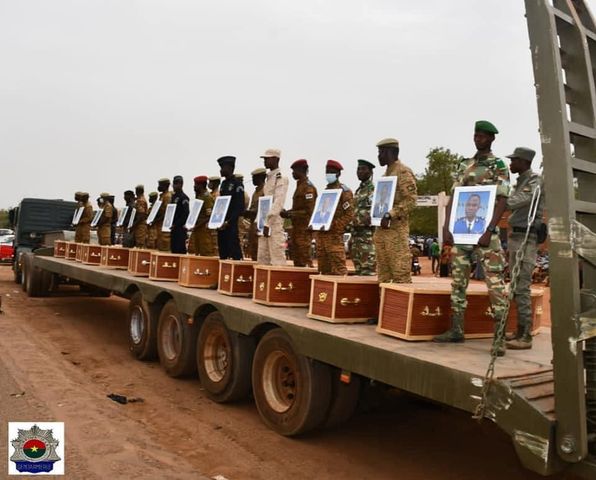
[376,137,400,148]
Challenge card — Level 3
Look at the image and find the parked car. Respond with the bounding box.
[0,234,14,263]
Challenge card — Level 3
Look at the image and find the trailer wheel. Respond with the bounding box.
[252,329,332,436]
[20,256,28,292]
[324,369,362,428]
[24,254,51,298]
[157,300,198,377]
[128,292,158,360]
[196,312,255,403]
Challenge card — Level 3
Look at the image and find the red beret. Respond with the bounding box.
[194,175,208,183]
[291,159,309,169]
[326,159,343,171]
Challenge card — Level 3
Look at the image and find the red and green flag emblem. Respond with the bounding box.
[23,439,46,459]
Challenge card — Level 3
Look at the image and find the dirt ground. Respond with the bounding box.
[0,264,569,480]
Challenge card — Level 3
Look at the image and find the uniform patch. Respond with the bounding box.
[236,186,244,193]
[496,159,507,169]
[343,201,350,210]
[305,193,313,199]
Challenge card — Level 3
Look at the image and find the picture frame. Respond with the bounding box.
[309,189,342,231]
[116,206,129,227]
[72,207,84,226]
[257,196,272,235]
[127,208,136,229]
[208,196,231,229]
[370,176,397,226]
[185,199,204,230]
[146,200,162,225]
[449,185,497,245]
[90,209,104,228]
[162,204,177,232]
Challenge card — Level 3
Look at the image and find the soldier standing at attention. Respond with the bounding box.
[243,168,267,260]
[433,121,510,351]
[350,159,377,275]
[505,147,544,350]
[188,176,216,256]
[131,185,148,247]
[208,176,221,198]
[234,173,250,255]
[122,190,136,247]
[154,178,172,252]
[76,192,94,244]
[281,159,317,267]
[374,138,417,283]
[217,156,245,260]
[170,175,190,254]
[258,149,289,266]
[97,193,113,245]
[108,195,119,245]
[314,160,354,275]
[145,191,159,249]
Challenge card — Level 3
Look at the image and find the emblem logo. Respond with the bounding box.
[9,423,64,475]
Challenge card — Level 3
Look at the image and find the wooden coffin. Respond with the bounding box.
[178,256,220,289]
[100,246,130,269]
[308,275,380,323]
[218,260,256,297]
[149,252,181,282]
[253,265,318,307]
[65,242,78,260]
[377,281,544,341]
[128,249,152,277]
[75,243,84,262]
[81,244,102,265]
[54,240,67,258]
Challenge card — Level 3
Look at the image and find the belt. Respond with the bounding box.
[512,226,536,233]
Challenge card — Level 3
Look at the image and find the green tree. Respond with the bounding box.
[410,147,463,236]
[0,210,9,229]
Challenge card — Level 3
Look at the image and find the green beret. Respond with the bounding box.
[506,147,536,163]
[474,120,499,135]
[135,184,144,190]
[376,138,400,148]
[148,191,158,197]
[357,159,375,170]
[158,177,170,184]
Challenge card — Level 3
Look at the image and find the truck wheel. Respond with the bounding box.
[20,256,28,292]
[324,369,362,428]
[24,254,51,297]
[128,292,158,360]
[196,312,255,403]
[157,300,198,377]
[252,329,332,436]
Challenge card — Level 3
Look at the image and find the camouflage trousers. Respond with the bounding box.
[450,233,507,321]
[155,223,171,252]
[146,225,158,249]
[188,226,215,256]
[508,231,537,329]
[316,231,347,275]
[374,222,410,283]
[350,228,376,275]
[291,222,312,267]
[133,223,147,248]
[98,225,111,245]
[75,225,90,244]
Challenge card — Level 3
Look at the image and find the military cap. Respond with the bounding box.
[158,177,170,184]
[80,192,89,197]
[506,146,536,163]
[474,120,499,134]
[217,156,236,166]
[135,184,144,190]
[260,148,281,158]
[376,138,400,148]
[291,159,309,169]
[100,192,111,198]
[357,159,375,170]
[148,191,158,197]
[124,190,134,196]
[194,175,208,183]
[251,168,267,176]
[326,159,343,171]
[208,176,221,181]
[74,191,83,196]
[173,175,183,183]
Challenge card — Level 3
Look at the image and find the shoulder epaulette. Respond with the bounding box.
[276,172,282,179]
[341,183,350,192]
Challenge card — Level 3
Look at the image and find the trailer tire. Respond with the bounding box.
[24,254,51,297]
[128,292,158,361]
[20,257,28,292]
[324,369,362,428]
[196,312,255,403]
[252,329,332,436]
[157,300,198,377]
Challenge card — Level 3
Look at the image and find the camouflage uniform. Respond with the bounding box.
[188,192,216,256]
[288,178,317,267]
[258,169,289,265]
[316,181,354,275]
[132,194,148,247]
[449,152,510,329]
[350,177,376,275]
[76,201,94,244]
[246,185,265,260]
[155,191,172,252]
[97,201,113,245]
[373,161,417,283]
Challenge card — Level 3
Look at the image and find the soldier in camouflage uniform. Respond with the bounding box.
[97,192,113,245]
[350,159,376,275]
[131,185,148,247]
[243,168,266,260]
[282,159,317,267]
[434,121,510,352]
[314,160,354,275]
[188,176,216,256]
[208,176,220,255]
[234,173,251,256]
[374,138,417,283]
[75,192,94,244]
[154,178,172,252]
[145,191,159,249]
[505,147,544,350]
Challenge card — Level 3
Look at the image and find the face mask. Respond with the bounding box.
[326,173,337,184]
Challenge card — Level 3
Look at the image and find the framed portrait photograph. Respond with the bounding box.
[127,208,137,229]
[185,199,204,230]
[257,196,272,235]
[309,189,341,231]
[146,199,162,225]
[208,195,231,229]
[162,203,177,232]
[370,177,397,226]
[116,206,129,227]
[90,209,104,228]
[72,207,84,226]
[449,185,497,245]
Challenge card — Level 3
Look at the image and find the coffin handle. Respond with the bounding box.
[141,260,150,266]
[340,297,360,307]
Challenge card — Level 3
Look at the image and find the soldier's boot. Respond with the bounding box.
[505,324,523,342]
[506,324,533,350]
[432,315,465,343]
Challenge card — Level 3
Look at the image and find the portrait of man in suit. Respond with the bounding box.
[453,193,486,234]
[311,191,339,229]
[373,183,391,218]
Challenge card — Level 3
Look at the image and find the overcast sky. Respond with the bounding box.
[1,1,592,209]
